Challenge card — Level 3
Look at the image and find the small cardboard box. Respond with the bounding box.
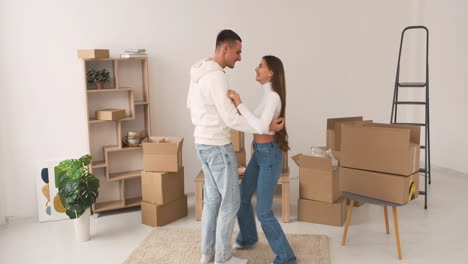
[143,137,183,172]
[78,49,110,59]
[141,195,188,227]
[326,116,363,151]
[230,130,245,151]
[95,109,126,120]
[236,147,246,167]
[141,167,185,205]
[298,197,346,226]
[341,123,420,176]
[292,153,341,203]
[339,167,419,205]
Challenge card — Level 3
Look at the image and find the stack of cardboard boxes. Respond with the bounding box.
[339,123,420,205]
[140,137,188,227]
[293,117,370,226]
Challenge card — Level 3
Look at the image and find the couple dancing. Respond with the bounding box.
[187,29,296,264]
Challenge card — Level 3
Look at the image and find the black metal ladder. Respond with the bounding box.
[390,26,431,209]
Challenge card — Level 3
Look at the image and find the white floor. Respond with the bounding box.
[1,166,468,264]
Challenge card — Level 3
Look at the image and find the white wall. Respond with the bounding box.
[1,0,466,219]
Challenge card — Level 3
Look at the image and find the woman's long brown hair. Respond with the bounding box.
[263,55,290,152]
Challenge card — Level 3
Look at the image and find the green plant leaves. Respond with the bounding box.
[86,69,111,83]
[54,154,100,219]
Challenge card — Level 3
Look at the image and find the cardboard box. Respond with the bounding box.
[143,137,183,172]
[341,123,420,176]
[78,49,110,59]
[141,195,188,227]
[292,153,341,203]
[298,197,346,226]
[236,147,246,167]
[339,167,419,205]
[326,117,363,151]
[95,109,126,120]
[230,130,245,151]
[282,151,289,173]
[141,167,185,205]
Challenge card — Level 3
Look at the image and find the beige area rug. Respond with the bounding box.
[124,228,329,264]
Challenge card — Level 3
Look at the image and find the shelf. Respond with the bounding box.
[83,58,147,61]
[94,200,124,212]
[92,160,106,169]
[135,101,149,105]
[89,119,112,124]
[125,197,142,207]
[87,87,133,93]
[109,170,141,181]
[105,145,142,153]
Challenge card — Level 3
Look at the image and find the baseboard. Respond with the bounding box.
[5,216,37,224]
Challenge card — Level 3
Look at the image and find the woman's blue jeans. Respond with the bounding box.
[236,141,296,264]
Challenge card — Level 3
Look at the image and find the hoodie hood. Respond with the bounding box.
[190,58,223,84]
[187,58,223,108]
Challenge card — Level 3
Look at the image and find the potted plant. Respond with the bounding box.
[55,154,100,241]
[86,69,111,89]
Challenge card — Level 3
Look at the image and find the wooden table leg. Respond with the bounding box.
[384,206,390,234]
[281,181,290,223]
[341,200,354,246]
[392,206,403,260]
[195,180,204,221]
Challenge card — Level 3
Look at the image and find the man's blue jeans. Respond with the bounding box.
[196,144,240,263]
[236,141,296,264]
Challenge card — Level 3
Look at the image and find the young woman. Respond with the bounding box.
[227,55,296,264]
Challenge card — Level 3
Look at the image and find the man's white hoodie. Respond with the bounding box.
[187,58,255,145]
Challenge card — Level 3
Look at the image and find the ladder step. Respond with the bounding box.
[394,122,426,127]
[419,191,426,195]
[419,168,427,173]
[395,101,426,105]
[420,145,426,149]
[398,82,426,87]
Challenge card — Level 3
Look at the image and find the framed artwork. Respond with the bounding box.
[36,160,68,222]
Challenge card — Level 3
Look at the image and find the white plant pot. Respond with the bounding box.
[73,208,90,242]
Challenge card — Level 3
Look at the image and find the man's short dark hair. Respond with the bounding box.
[216,29,242,49]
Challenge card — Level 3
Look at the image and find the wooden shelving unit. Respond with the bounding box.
[81,57,151,213]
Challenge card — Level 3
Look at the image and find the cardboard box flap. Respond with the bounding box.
[360,123,420,144]
[143,137,184,155]
[327,116,363,129]
[348,123,420,145]
[342,124,412,151]
[292,154,332,170]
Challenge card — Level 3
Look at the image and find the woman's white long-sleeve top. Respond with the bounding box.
[236,82,282,135]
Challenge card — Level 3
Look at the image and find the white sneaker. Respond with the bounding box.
[200,253,214,264]
[232,242,251,250]
[215,256,248,264]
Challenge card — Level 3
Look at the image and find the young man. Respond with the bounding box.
[187,29,284,264]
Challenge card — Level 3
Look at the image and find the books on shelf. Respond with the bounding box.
[121,53,147,58]
[125,49,146,53]
[121,48,147,58]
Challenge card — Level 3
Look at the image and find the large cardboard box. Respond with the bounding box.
[326,117,363,151]
[341,123,420,176]
[339,167,419,205]
[141,167,185,205]
[230,130,245,151]
[141,195,188,227]
[95,109,126,120]
[298,197,346,226]
[236,147,246,167]
[143,137,183,172]
[292,153,341,203]
[77,49,110,59]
